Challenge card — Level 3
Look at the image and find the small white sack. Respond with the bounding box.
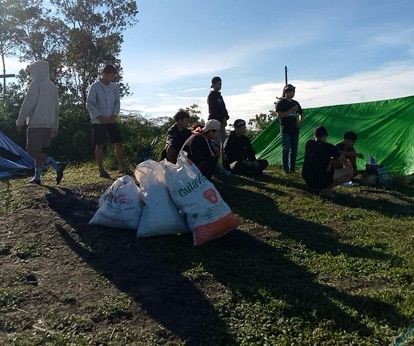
[135,160,189,237]
[163,152,240,246]
[89,175,142,230]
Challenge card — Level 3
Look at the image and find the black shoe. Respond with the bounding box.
[99,170,111,179]
[28,178,41,185]
[56,163,66,185]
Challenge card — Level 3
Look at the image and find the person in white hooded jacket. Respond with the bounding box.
[16,60,65,185]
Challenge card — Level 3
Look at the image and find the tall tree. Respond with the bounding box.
[50,0,139,104]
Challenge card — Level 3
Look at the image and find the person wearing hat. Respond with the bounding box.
[161,109,192,164]
[224,119,268,178]
[181,119,221,180]
[275,84,304,173]
[302,126,353,196]
[207,77,229,172]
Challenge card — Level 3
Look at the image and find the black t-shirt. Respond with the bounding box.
[207,91,229,122]
[302,139,341,188]
[275,98,303,135]
[165,124,191,151]
[224,131,256,167]
[181,134,218,179]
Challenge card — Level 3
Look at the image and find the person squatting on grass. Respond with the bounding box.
[181,119,221,180]
[161,110,192,164]
[302,126,353,196]
[16,60,65,185]
[224,119,268,178]
[86,64,129,179]
[336,131,364,175]
[275,84,304,174]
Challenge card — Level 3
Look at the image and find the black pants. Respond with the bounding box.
[231,159,268,177]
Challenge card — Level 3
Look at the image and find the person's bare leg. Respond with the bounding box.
[95,145,105,172]
[114,142,126,172]
[331,166,354,188]
[30,151,46,183]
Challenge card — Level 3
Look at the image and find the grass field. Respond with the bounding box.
[0,164,413,345]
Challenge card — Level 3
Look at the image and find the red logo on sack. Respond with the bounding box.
[203,189,218,204]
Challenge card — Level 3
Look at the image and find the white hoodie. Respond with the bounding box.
[16,61,60,128]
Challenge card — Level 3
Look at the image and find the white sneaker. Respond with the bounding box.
[341,181,354,187]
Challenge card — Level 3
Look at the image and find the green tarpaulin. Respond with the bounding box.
[252,95,414,175]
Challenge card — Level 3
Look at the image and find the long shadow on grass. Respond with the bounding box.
[215,180,400,262]
[333,192,414,217]
[46,185,408,341]
[46,187,235,346]
[147,230,408,338]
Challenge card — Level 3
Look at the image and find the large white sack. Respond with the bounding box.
[135,160,189,237]
[163,152,240,246]
[89,175,142,230]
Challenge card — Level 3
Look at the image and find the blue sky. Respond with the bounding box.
[6,0,414,122]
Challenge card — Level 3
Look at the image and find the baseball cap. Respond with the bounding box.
[203,119,221,133]
[234,119,246,128]
[211,76,222,88]
[283,84,296,92]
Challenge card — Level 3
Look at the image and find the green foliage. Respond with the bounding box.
[248,110,277,131]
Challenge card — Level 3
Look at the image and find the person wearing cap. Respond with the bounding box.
[208,76,229,138]
[161,109,192,164]
[302,126,353,195]
[181,119,221,180]
[224,119,268,178]
[87,64,129,178]
[275,84,304,173]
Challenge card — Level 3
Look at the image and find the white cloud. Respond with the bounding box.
[121,33,318,86]
[122,61,414,124]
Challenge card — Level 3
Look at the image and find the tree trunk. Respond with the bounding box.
[1,49,6,94]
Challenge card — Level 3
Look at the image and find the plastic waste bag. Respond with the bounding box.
[135,160,189,237]
[89,175,142,230]
[163,152,240,246]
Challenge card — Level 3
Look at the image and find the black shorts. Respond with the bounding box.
[92,124,123,146]
[303,169,334,189]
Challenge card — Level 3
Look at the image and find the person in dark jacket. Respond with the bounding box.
[275,84,304,174]
[302,126,353,196]
[207,76,229,139]
[224,119,268,178]
[207,76,229,172]
[161,110,191,163]
[181,119,221,180]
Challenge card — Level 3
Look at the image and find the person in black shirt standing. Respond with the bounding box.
[208,76,229,142]
[224,119,268,178]
[161,110,192,164]
[207,76,229,172]
[275,84,304,173]
[302,126,353,196]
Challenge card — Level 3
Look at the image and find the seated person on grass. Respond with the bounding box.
[224,119,268,178]
[302,126,353,195]
[336,131,364,174]
[181,119,220,180]
[161,110,192,164]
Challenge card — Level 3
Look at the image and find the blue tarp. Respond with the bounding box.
[0,131,34,179]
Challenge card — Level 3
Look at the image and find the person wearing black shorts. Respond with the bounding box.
[87,64,128,178]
